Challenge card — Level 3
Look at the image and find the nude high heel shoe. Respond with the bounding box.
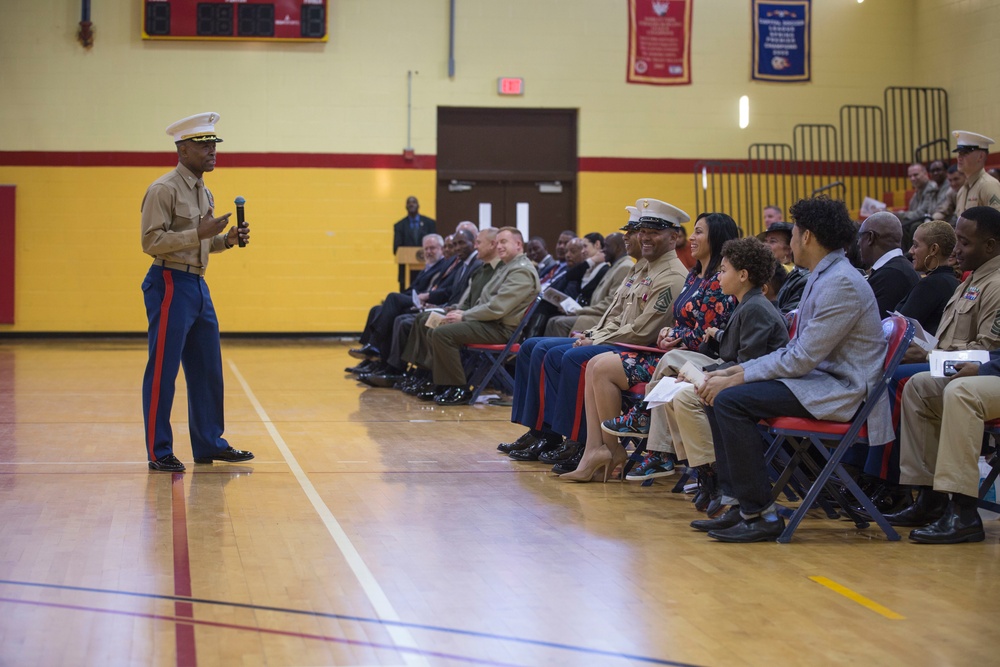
[559,447,613,482]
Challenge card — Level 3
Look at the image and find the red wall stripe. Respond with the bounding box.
[1,151,970,174]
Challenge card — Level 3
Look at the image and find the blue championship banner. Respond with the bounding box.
[752,0,811,82]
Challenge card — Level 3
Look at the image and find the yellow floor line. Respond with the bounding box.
[809,576,906,620]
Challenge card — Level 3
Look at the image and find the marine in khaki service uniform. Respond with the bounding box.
[140,112,253,472]
[952,130,1000,216]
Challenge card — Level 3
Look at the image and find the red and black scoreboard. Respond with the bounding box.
[142,0,328,42]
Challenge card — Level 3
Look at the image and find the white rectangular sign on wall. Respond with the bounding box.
[478,203,492,229]
[516,202,530,239]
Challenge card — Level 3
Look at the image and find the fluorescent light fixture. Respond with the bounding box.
[739,95,750,129]
[702,167,708,190]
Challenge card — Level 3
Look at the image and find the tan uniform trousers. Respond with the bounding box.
[899,371,1000,497]
[643,349,717,459]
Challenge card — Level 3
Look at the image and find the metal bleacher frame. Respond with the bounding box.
[696,87,950,230]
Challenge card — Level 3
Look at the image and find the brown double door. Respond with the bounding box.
[435,107,577,251]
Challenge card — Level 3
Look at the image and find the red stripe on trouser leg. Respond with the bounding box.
[534,365,546,431]
[569,360,589,442]
[147,271,175,462]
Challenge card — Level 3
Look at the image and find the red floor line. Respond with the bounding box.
[171,472,197,667]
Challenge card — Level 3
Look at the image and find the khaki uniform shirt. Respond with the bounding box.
[589,250,689,346]
[141,163,229,267]
[935,254,1000,350]
[955,168,1000,217]
[456,257,501,310]
[573,255,636,318]
[463,253,540,328]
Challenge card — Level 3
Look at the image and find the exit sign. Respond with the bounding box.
[497,77,524,95]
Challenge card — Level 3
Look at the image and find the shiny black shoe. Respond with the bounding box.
[708,515,785,543]
[691,505,741,532]
[909,501,985,544]
[361,370,405,388]
[551,449,583,474]
[193,447,254,464]
[148,454,185,472]
[884,488,948,527]
[538,440,583,464]
[349,344,380,360]
[404,379,433,396]
[498,431,537,453]
[345,359,378,374]
[509,438,560,461]
[435,386,473,405]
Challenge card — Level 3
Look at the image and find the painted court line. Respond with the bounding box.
[228,360,429,667]
[809,576,905,620]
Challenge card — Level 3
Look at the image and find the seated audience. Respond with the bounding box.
[406,227,539,405]
[600,212,741,479]
[931,165,966,225]
[858,211,919,319]
[895,220,960,335]
[545,230,636,337]
[526,236,559,282]
[500,199,689,464]
[761,220,807,314]
[694,196,889,543]
[928,160,950,217]
[893,352,1000,543]
[348,233,449,369]
[898,162,939,250]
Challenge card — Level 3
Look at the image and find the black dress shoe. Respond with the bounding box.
[435,387,473,405]
[909,502,985,544]
[148,454,185,472]
[361,371,405,388]
[509,438,560,461]
[404,378,433,396]
[539,440,583,464]
[194,446,255,464]
[884,488,948,527]
[498,431,537,453]
[551,449,583,474]
[691,505,741,532]
[708,515,785,543]
[417,384,439,401]
[348,344,380,360]
[345,359,378,374]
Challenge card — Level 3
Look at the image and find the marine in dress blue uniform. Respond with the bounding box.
[140,112,253,472]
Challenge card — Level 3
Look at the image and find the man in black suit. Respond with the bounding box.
[858,211,920,320]
[393,196,437,291]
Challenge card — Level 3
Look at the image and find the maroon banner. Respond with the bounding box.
[627,0,693,86]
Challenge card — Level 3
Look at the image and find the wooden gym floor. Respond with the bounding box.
[0,338,998,666]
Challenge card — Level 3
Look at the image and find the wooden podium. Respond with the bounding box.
[395,246,424,290]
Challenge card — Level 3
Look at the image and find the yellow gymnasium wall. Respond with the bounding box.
[0,0,997,333]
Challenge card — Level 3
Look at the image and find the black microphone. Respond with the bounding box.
[234,196,246,247]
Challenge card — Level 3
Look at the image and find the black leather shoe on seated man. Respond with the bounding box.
[691,505,742,532]
[551,449,583,474]
[884,487,949,526]
[194,447,255,464]
[707,514,785,543]
[361,368,406,388]
[498,431,538,453]
[538,439,582,464]
[909,497,986,544]
[345,359,378,374]
[508,438,560,461]
[348,344,380,360]
[434,386,473,405]
[148,454,186,472]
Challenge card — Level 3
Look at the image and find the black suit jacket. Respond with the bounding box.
[867,254,920,320]
[393,215,437,253]
[896,266,961,335]
[427,254,482,306]
[410,258,451,294]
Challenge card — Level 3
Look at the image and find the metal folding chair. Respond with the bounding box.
[763,315,915,543]
[979,420,1000,514]
[462,295,543,405]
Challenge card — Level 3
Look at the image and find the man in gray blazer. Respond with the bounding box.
[695,197,890,542]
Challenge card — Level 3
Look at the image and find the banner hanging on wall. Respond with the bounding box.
[626,0,693,86]
[752,0,811,82]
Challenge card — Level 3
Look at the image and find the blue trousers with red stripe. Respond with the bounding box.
[142,265,230,463]
[511,336,612,442]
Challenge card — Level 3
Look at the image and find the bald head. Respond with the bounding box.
[858,211,903,268]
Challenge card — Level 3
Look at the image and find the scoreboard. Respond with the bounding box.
[142,0,328,42]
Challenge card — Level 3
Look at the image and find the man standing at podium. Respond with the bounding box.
[393,196,436,291]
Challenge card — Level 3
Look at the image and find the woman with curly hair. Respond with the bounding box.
[560,212,740,483]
